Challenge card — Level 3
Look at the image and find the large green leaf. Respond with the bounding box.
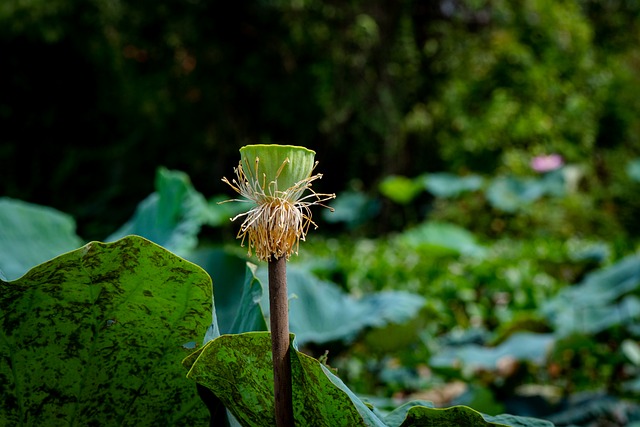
[184,332,385,427]
[398,405,554,427]
[184,333,554,427]
[0,235,212,426]
[399,405,503,427]
[187,248,268,427]
[0,197,84,281]
[106,167,211,256]
[258,266,426,346]
[484,414,555,427]
[382,401,435,427]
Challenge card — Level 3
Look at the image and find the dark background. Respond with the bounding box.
[2,0,639,240]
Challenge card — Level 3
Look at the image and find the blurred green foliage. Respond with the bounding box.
[2,0,640,241]
[2,162,640,423]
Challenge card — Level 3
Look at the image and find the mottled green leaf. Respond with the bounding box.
[399,405,554,427]
[382,400,435,427]
[319,365,388,427]
[0,197,84,281]
[185,249,268,426]
[400,405,494,426]
[0,235,212,426]
[184,332,554,426]
[484,413,555,427]
[185,332,383,427]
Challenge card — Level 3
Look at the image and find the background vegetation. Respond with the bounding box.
[2,0,639,240]
[2,0,640,425]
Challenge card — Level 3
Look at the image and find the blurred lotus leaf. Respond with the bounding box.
[0,197,84,280]
[258,265,426,346]
[420,173,484,198]
[106,167,211,256]
[627,158,640,182]
[379,175,423,205]
[399,221,487,258]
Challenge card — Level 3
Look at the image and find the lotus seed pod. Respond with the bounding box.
[240,144,316,199]
[222,144,335,261]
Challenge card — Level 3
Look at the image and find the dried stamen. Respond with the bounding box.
[221,158,335,261]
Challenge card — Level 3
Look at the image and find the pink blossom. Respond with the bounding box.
[531,154,564,173]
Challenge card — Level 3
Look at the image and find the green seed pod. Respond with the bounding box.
[240,144,316,200]
[222,144,335,261]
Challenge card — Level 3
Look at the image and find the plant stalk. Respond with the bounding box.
[268,256,294,427]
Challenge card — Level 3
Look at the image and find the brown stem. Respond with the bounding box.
[268,256,294,427]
